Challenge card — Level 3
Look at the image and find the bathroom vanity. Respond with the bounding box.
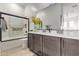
[28,32,79,56]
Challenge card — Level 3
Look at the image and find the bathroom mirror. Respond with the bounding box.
[36,3,62,31]
[62,3,79,31]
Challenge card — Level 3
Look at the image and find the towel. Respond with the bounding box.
[1,17,8,32]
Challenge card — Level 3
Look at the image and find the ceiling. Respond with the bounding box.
[18,3,53,10]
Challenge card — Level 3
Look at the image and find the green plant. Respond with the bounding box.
[32,16,43,27]
[32,16,37,25]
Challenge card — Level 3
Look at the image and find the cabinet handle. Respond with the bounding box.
[63,40,64,48]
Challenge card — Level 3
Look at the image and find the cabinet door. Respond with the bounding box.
[62,38,79,56]
[33,34,43,55]
[28,33,34,51]
[43,36,60,56]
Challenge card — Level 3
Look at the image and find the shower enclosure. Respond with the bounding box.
[0,12,29,42]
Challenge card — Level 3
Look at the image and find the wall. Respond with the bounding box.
[0,3,27,52]
[36,4,62,30]
[24,4,38,30]
[0,3,24,16]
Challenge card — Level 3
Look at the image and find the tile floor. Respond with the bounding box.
[1,47,36,56]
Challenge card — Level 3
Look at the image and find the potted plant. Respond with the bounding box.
[32,16,43,31]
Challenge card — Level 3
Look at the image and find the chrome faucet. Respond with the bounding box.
[56,29,63,34]
[45,25,52,32]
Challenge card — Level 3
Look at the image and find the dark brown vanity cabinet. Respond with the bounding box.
[43,36,61,56]
[62,38,79,56]
[28,33,61,56]
[28,33,43,55]
[28,33,79,56]
[33,34,43,55]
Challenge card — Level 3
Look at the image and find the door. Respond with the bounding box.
[43,35,60,56]
[33,34,43,55]
[62,38,79,56]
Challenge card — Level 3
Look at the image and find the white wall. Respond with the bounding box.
[36,4,62,30]
[24,4,38,30]
[0,3,24,16]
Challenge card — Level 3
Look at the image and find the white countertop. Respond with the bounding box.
[29,31,79,40]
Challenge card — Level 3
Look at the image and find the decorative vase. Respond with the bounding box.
[34,24,41,31]
[34,25,37,31]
